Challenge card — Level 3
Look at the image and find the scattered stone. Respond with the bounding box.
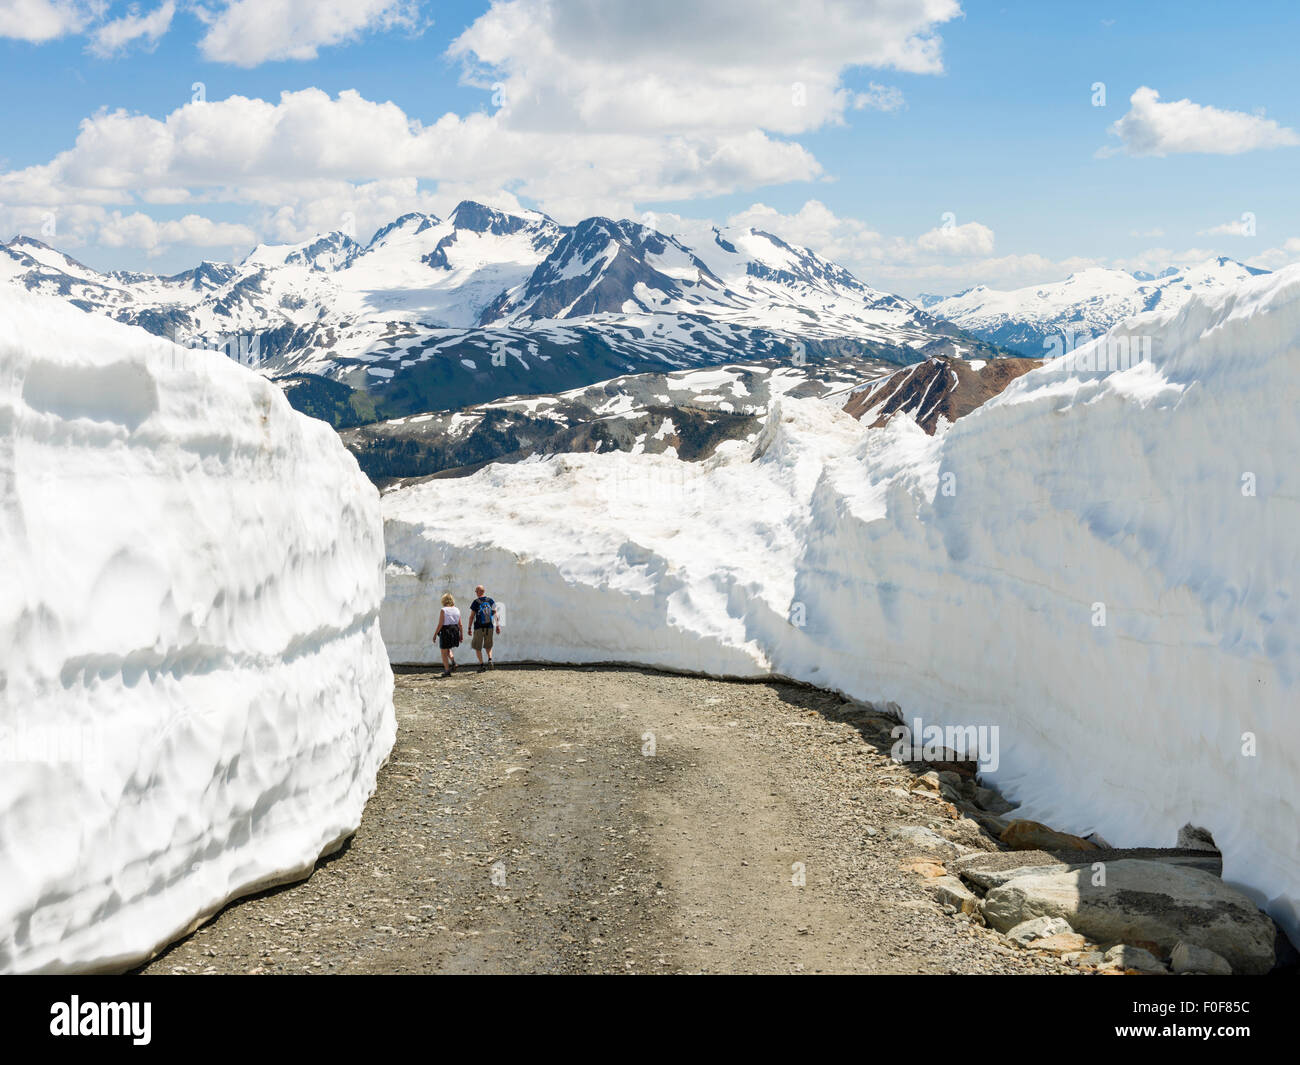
[967,811,1012,839]
[887,825,963,857]
[913,771,942,793]
[1030,932,1088,954]
[928,876,979,914]
[951,850,1081,891]
[1177,824,1219,853]
[1105,945,1167,974]
[1005,915,1073,946]
[1171,941,1233,975]
[1000,820,1100,852]
[1064,950,1105,968]
[974,786,1014,815]
[981,860,1276,975]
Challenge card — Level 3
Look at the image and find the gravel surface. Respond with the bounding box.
[140,664,1075,975]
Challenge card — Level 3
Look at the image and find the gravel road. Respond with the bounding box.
[141,664,1073,975]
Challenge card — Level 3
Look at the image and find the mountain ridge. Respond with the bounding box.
[0,203,1008,420]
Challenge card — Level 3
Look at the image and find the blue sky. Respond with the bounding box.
[1,0,1297,295]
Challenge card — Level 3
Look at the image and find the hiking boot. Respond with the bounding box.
[488,660,495,670]
[438,670,450,679]
[478,664,487,674]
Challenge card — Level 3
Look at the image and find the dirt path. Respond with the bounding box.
[141,665,1072,975]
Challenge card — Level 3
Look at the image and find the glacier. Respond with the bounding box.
[0,288,395,973]
[382,264,1300,940]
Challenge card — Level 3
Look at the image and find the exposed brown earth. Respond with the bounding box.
[843,356,1042,433]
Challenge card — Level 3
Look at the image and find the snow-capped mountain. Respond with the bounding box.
[927,258,1270,355]
[1,204,1004,421]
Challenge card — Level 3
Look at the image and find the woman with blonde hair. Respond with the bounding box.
[434,592,462,677]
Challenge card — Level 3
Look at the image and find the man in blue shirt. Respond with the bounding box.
[468,584,500,673]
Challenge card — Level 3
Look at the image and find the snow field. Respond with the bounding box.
[1,289,395,973]
[380,266,1300,938]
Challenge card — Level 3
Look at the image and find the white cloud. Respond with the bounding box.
[916,220,994,256]
[449,0,958,135]
[97,210,257,253]
[1,2,964,262]
[1129,227,1164,238]
[0,0,97,42]
[0,88,821,225]
[1199,219,1250,237]
[87,1,174,57]
[197,0,421,66]
[651,200,1018,295]
[1104,87,1300,157]
[1108,246,1220,274]
[1248,238,1300,272]
[852,83,906,113]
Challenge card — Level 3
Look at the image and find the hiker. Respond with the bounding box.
[434,592,462,677]
[468,584,500,673]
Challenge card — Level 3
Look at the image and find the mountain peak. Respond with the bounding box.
[449,200,551,237]
[366,212,441,247]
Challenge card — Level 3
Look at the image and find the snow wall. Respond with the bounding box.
[383,265,1300,940]
[0,289,395,973]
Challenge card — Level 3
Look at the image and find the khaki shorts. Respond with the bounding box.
[471,626,494,651]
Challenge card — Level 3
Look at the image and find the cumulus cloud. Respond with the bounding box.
[647,200,1020,295]
[1199,218,1251,237]
[449,0,957,135]
[1247,238,1300,272]
[197,0,422,66]
[0,201,254,256]
[1103,87,1300,157]
[87,1,174,57]
[0,3,966,265]
[0,88,821,227]
[916,220,994,256]
[96,210,257,253]
[0,0,97,42]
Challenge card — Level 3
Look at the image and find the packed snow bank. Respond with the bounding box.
[382,265,1300,939]
[0,289,395,973]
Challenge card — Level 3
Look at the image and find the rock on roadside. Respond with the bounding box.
[981,860,1275,975]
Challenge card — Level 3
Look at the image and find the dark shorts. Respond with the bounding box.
[471,626,494,651]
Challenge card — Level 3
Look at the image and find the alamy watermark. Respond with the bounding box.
[890,716,1000,773]
[1042,327,1152,373]
[169,328,266,367]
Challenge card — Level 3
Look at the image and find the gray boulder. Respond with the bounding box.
[1105,944,1167,974]
[982,859,1275,975]
[1005,915,1073,946]
[1171,941,1233,975]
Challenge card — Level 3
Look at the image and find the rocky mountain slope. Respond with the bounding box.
[341,352,896,486]
[843,355,1041,434]
[2,204,1005,420]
